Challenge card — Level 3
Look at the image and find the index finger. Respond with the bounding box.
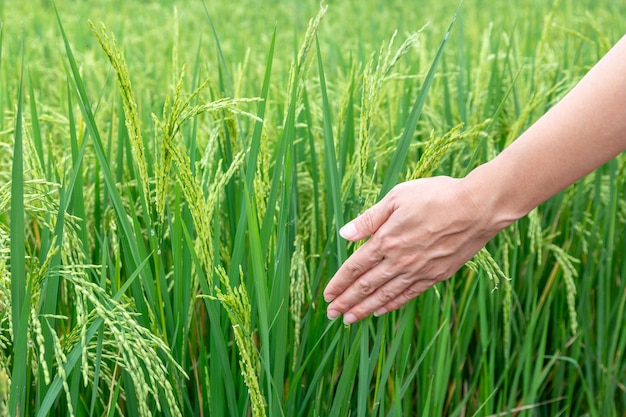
[323,237,384,302]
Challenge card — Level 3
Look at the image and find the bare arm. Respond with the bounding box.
[324,35,626,325]
[470,34,626,226]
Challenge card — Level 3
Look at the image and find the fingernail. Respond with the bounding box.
[324,293,335,303]
[327,309,340,320]
[339,223,357,240]
[373,307,388,317]
[343,313,357,325]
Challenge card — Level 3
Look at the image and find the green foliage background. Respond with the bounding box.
[1,0,625,416]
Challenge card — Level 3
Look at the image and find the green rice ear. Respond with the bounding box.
[213,265,266,417]
[90,21,150,202]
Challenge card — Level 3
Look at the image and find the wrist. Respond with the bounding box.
[461,161,530,235]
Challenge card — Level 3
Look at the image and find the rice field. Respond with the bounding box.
[1,0,625,415]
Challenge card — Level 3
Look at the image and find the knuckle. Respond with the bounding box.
[356,278,373,295]
[389,285,423,309]
[381,267,396,281]
[345,260,365,277]
[377,286,396,303]
[403,285,422,300]
[399,273,416,287]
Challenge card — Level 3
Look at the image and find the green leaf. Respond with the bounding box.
[8,39,28,417]
[316,37,346,262]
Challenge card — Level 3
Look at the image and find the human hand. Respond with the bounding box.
[323,176,504,324]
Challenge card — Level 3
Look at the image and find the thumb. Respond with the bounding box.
[340,199,394,241]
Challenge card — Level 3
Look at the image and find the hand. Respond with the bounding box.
[323,176,502,324]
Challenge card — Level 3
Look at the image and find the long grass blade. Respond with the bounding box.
[316,37,346,263]
[8,40,28,417]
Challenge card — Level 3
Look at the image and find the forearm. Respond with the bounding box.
[466,34,626,228]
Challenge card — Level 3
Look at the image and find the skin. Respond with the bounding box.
[324,34,626,325]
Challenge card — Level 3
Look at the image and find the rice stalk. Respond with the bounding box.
[30,240,61,387]
[64,267,185,417]
[89,22,150,198]
[172,6,180,88]
[467,23,495,120]
[47,320,75,417]
[285,3,328,125]
[289,234,310,370]
[153,71,256,183]
[351,29,423,207]
[527,208,544,265]
[153,69,203,223]
[22,118,46,187]
[156,70,256,278]
[212,266,266,417]
[504,81,564,147]
[545,243,579,335]
[168,136,243,285]
[0,154,68,396]
[501,240,513,362]
[361,28,423,135]
[466,247,509,292]
[0,366,7,417]
[253,131,271,221]
[408,120,489,180]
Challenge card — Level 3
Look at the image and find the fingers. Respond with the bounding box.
[323,197,396,303]
[325,260,401,319]
[323,236,384,303]
[335,276,435,324]
[373,281,431,317]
